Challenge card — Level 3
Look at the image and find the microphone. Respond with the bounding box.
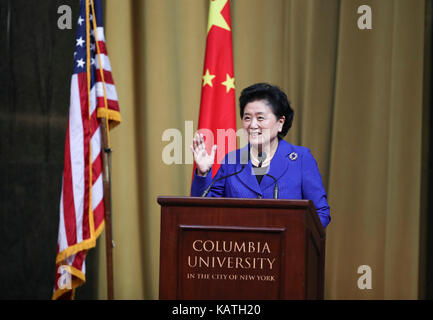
[257,151,267,168]
[201,151,249,197]
[265,173,279,199]
[255,151,278,199]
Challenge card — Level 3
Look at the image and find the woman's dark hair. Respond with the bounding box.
[239,83,294,139]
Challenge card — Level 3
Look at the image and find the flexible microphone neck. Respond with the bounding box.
[265,173,279,199]
[201,164,246,197]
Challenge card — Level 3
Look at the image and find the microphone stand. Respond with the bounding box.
[201,164,246,197]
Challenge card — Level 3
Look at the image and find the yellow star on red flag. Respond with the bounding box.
[202,69,216,87]
[221,74,235,93]
[207,0,231,34]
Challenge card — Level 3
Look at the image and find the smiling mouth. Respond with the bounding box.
[249,132,262,137]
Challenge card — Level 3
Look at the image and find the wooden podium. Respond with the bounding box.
[158,196,325,300]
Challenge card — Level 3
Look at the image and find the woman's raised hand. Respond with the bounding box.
[190,133,217,176]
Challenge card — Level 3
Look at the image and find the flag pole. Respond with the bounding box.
[100,120,114,300]
[89,0,115,300]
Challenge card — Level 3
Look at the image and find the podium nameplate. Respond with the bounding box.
[178,225,285,299]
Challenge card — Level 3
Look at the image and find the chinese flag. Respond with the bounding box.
[197,0,237,177]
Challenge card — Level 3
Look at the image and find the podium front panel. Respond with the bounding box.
[177,225,285,299]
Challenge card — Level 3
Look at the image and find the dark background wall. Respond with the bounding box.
[423,0,433,299]
[0,0,97,299]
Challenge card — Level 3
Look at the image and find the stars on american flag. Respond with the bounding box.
[76,56,95,69]
[73,10,97,74]
[77,59,85,68]
[76,37,85,47]
[77,14,92,25]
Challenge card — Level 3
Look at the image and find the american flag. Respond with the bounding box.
[53,0,121,300]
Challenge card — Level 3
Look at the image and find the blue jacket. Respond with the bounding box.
[191,139,331,228]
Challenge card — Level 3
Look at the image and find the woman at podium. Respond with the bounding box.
[190,83,330,228]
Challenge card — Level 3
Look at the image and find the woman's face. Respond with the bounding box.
[242,100,285,148]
